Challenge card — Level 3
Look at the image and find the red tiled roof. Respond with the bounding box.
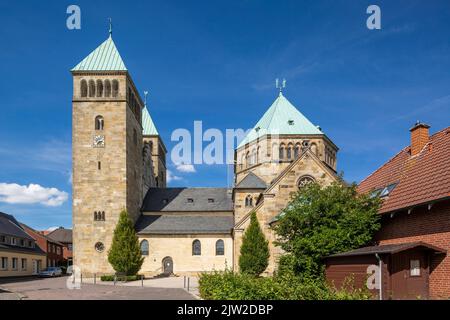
[358,126,450,214]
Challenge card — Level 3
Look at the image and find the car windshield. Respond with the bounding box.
[44,268,57,271]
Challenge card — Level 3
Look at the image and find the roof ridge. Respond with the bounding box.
[359,125,450,187]
[358,146,409,187]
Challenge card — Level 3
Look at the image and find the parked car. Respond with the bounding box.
[38,267,63,277]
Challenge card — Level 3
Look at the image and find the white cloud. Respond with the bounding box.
[0,183,68,207]
[166,170,182,183]
[46,226,59,232]
[176,164,196,173]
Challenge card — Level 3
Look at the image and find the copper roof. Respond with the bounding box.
[358,126,450,213]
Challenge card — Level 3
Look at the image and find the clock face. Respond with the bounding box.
[93,135,105,148]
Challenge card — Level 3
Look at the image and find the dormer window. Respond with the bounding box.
[208,198,214,203]
[11,237,16,245]
[0,235,5,243]
[187,198,194,203]
[20,239,24,246]
[255,126,260,132]
[162,198,168,205]
[288,120,294,125]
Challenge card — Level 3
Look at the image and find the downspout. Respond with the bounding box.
[375,253,382,300]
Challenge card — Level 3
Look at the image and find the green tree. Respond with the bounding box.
[274,181,381,279]
[108,209,144,276]
[239,211,270,276]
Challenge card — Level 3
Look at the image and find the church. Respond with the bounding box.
[71,32,340,276]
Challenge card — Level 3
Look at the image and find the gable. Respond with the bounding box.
[358,126,450,213]
[234,149,339,229]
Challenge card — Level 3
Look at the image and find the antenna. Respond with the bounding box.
[276,78,286,94]
[144,91,148,107]
[108,18,112,36]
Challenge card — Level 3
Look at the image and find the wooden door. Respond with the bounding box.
[390,251,429,299]
[162,256,173,275]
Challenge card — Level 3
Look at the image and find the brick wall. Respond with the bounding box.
[410,124,429,156]
[376,199,450,299]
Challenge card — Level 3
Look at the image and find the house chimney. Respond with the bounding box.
[410,121,430,156]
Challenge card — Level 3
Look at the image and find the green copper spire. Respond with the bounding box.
[142,92,159,135]
[71,35,127,71]
[237,92,323,148]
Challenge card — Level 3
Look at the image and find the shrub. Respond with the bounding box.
[100,274,142,282]
[239,212,270,276]
[198,271,371,300]
[107,209,144,276]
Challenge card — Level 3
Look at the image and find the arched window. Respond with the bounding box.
[140,240,149,256]
[298,176,315,189]
[279,144,285,160]
[215,239,224,256]
[272,143,278,161]
[96,80,103,97]
[240,154,245,170]
[245,151,250,168]
[94,211,98,221]
[256,146,260,163]
[294,144,301,158]
[80,80,88,97]
[287,144,293,160]
[245,195,253,207]
[192,240,201,256]
[112,80,119,97]
[88,80,96,97]
[101,211,105,221]
[95,115,104,130]
[104,80,111,97]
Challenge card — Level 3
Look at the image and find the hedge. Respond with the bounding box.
[198,271,371,300]
[100,274,142,282]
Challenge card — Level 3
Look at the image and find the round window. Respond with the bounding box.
[298,176,315,188]
[95,242,105,253]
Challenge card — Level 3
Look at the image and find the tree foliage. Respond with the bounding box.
[239,211,270,276]
[108,210,144,276]
[273,181,381,279]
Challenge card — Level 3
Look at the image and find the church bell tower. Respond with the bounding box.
[71,30,145,274]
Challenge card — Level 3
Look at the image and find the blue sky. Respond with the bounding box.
[0,0,449,229]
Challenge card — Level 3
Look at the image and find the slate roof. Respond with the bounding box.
[238,93,323,148]
[46,228,73,244]
[235,172,267,189]
[0,212,46,255]
[358,126,450,213]
[71,35,127,71]
[327,242,446,258]
[0,243,46,255]
[135,215,234,235]
[0,212,34,240]
[142,188,233,212]
[142,106,159,135]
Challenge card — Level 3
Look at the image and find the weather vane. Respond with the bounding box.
[275,78,286,94]
[108,18,112,36]
[144,91,148,107]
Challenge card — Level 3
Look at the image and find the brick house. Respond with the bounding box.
[45,227,72,267]
[326,123,450,299]
[21,224,65,268]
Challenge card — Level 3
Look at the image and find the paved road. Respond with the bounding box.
[0,276,195,300]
